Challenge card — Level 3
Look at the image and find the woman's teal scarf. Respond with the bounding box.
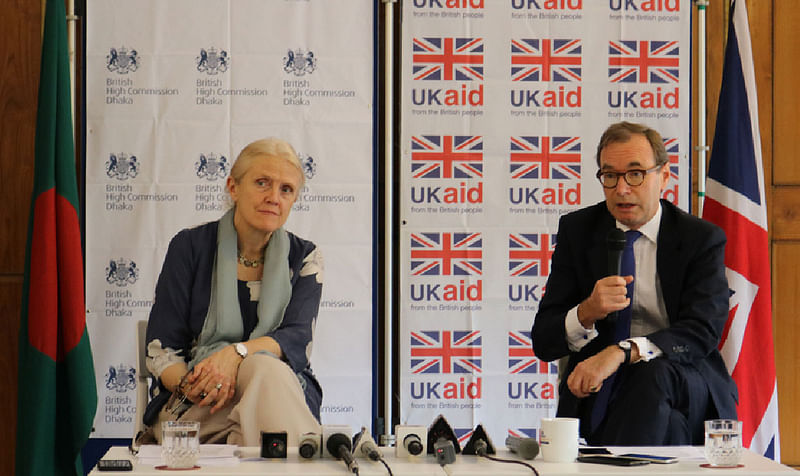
[189,208,291,368]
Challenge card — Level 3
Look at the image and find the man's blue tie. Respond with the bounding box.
[590,230,642,433]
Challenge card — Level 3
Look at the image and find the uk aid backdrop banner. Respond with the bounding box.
[84,0,374,437]
[400,0,691,446]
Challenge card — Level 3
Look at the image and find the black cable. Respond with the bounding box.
[378,457,394,476]
[480,454,540,476]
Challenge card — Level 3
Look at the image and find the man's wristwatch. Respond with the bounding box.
[234,342,248,359]
[616,340,632,365]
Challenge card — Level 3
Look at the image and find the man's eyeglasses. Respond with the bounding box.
[595,164,663,188]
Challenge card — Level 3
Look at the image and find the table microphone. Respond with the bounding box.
[326,432,358,474]
[505,435,540,460]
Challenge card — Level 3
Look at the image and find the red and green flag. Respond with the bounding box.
[16,0,97,474]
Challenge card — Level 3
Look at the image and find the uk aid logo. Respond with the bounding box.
[511,0,583,12]
[411,37,484,109]
[409,135,483,209]
[508,136,582,208]
[409,330,483,402]
[409,232,483,305]
[609,0,680,13]
[607,40,680,111]
[507,331,557,403]
[509,39,582,112]
[508,233,553,308]
[410,0,484,11]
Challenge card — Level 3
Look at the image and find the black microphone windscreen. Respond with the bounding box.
[505,435,540,460]
[326,433,352,457]
[607,227,626,276]
[607,227,626,250]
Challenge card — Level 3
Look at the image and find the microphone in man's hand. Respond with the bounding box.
[505,435,540,460]
[326,432,358,474]
[607,227,626,276]
[606,227,626,323]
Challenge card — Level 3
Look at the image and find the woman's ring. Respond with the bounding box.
[199,392,208,399]
[589,385,599,392]
[215,383,223,390]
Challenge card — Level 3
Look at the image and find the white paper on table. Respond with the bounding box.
[608,446,706,461]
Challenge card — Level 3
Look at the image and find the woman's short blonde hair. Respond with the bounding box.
[229,138,305,189]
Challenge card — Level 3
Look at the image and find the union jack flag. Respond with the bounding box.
[508,233,556,277]
[510,136,581,180]
[411,135,483,179]
[413,37,484,81]
[704,2,779,458]
[511,38,582,82]
[411,232,482,276]
[508,428,538,442]
[608,40,679,83]
[508,331,558,374]
[410,330,482,374]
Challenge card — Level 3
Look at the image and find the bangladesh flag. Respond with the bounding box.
[15,0,97,474]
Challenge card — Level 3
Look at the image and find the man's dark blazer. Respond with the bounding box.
[532,200,738,425]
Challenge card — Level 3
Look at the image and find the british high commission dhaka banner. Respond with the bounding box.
[400,1,691,446]
[85,0,374,437]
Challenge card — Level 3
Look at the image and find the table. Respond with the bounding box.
[90,445,797,475]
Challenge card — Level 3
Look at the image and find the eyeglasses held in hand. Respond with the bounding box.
[595,164,663,188]
[164,372,192,416]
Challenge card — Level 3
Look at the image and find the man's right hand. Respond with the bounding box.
[577,275,634,328]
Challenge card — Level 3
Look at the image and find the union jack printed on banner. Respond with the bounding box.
[510,136,581,180]
[411,232,482,276]
[608,40,679,83]
[508,428,538,441]
[411,135,483,179]
[413,37,484,81]
[508,233,556,277]
[454,428,473,448]
[410,330,482,374]
[511,39,582,82]
[508,331,558,374]
[664,136,680,183]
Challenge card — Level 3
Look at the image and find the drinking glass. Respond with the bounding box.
[704,419,742,467]
[161,421,200,469]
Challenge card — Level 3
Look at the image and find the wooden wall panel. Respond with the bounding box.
[773,244,800,464]
[0,1,39,272]
[0,279,22,476]
[0,1,41,475]
[773,187,800,241]
[774,0,800,184]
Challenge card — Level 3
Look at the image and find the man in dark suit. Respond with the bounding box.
[532,122,737,445]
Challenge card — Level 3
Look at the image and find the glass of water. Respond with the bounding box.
[704,419,742,467]
[161,421,200,469]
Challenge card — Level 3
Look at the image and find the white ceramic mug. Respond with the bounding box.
[539,417,579,463]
